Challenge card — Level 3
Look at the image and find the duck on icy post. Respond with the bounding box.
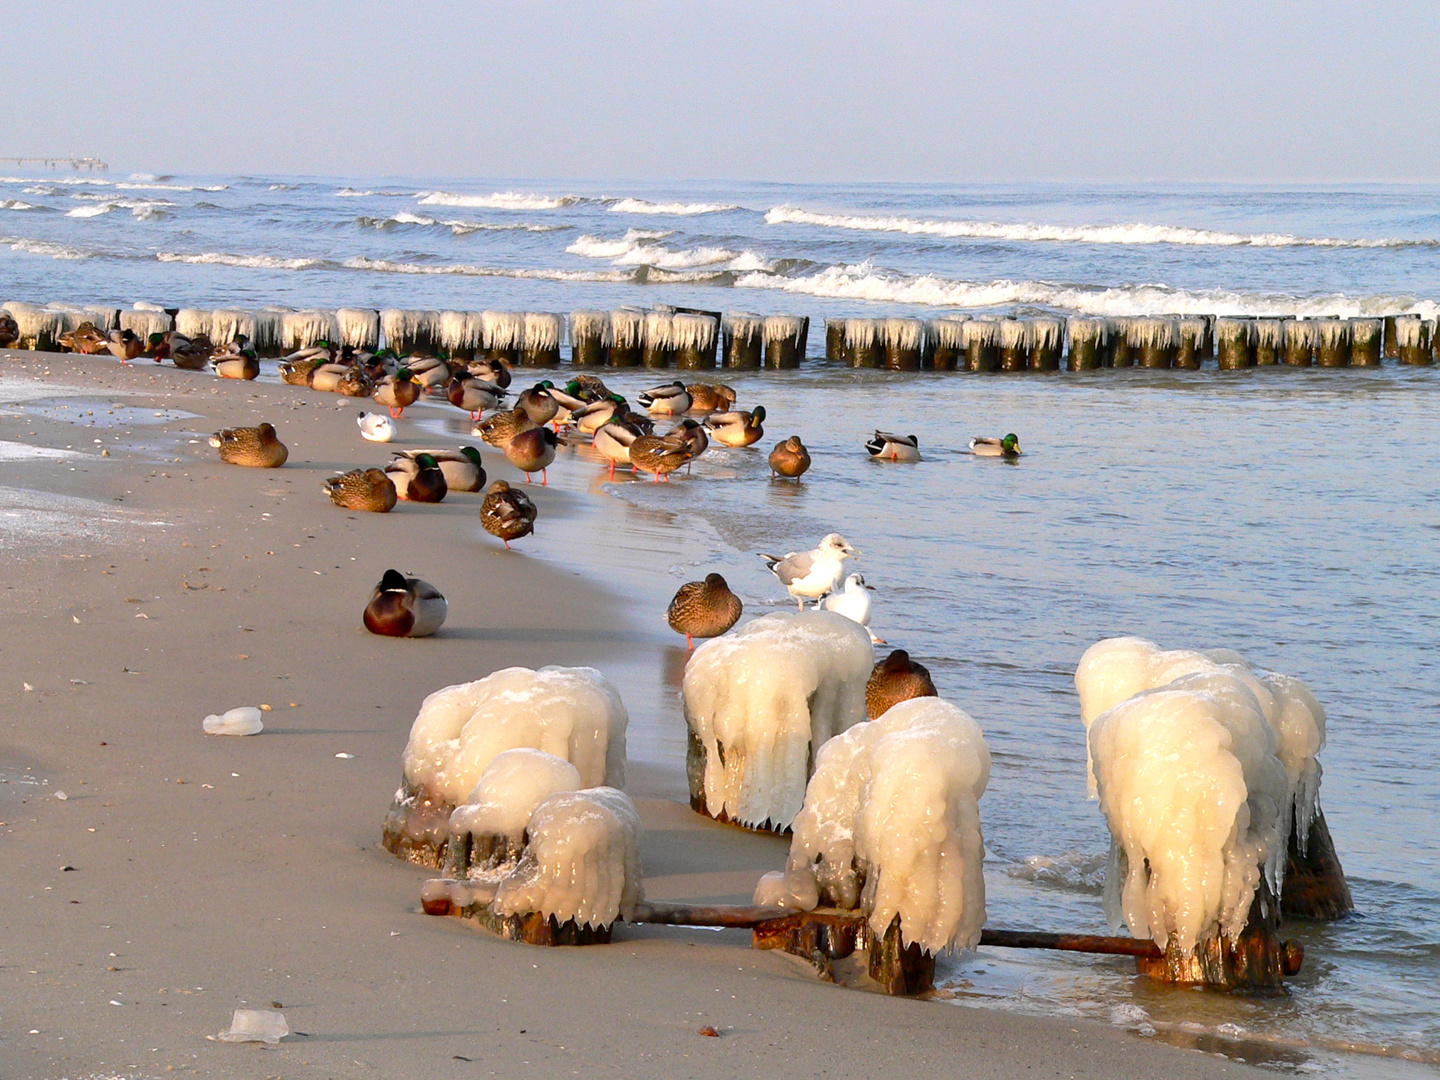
[681,611,873,833]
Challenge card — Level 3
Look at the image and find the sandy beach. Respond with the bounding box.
[0,351,1274,1080]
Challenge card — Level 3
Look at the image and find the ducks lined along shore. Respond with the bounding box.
[363,570,448,638]
[667,573,743,648]
[209,423,288,468]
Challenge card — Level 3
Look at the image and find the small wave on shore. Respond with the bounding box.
[356,212,570,235]
[416,190,581,210]
[764,205,1421,249]
[609,197,741,215]
[568,229,770,271]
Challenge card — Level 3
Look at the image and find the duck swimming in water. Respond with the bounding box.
[970,433,1021,458]
[865,431,920,463]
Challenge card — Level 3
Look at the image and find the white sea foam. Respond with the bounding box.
[417,190,576,210]
[567,230,768,270]
[157,251,325,270]
[336,187,413,197]
[66,199,172,220]
[1,236,92,260]
[342,256,631,283]
[608,197,740,215]
[764,205,1416,249]
[360,212,567,235]
[0,200,40,211]
[735,261,1440,319]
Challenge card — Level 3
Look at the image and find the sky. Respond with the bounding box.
[4,0,1439,182]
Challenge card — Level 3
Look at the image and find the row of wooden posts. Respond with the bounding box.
[6,301,1439,372]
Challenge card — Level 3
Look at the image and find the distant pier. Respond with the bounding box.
[0,156,108,172]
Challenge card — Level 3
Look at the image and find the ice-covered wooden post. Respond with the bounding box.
[1176,316,1207,369]
[928,316,968,371]
[1282,319,1316,366]
[1107,318,1135,367]
[843,318,884,368]
[722,312,763,369]
[764,315,809,369]
[382,309,440,357]
[643,310,675,368]
[1066,317,1106,371]
[1315,318,1351,367]
[1254,319,1284,366]
[882,317,925,371]
[609,308,644,367]
[1348,318,1382,366]
[1028,317,1064,371]
[673,312,719,369]
[998,319,1029,372]
[1393,315,1431,365]
[752,697,991,995]
[569,310,609,366]
[338,308,381,353]
[1215,317,1256,370]
[682,612,873,833]
[961,319,999,372]
[1133,317,1177,368]
[521,312,563,367]
[483,310,523,367]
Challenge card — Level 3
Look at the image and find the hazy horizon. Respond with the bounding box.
[6,1,1439,184]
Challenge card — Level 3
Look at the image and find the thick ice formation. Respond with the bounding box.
[754,697,991,955]
[403,666,627,806]
[1089,676,1289,952]
[448,748,582,852]
[683,611,873,830]
[1074,636,1326,844]
[202,706,263,736]
[492,787,643,929]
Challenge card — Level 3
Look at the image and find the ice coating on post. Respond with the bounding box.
[1089,676,1289,954]
[119,307,172,338]
[210,309,256,347]
[755,697,991,955]
[381,309,440,354]
[569,309,612,345]
[252,308,287,353]
[448,748,582,849]
[175,308,213,340]
[402,665,627,806]
[492,787,643,929]
[437,311,481,352]
[2,302,61,349]
[682,611,873,831]
[282,309,339,351]
[523,311,564,351]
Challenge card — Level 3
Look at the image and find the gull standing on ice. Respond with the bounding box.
[821,572,881,640]
[759,533,859,610]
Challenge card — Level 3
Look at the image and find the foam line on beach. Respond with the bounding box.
[764,205,1422,249]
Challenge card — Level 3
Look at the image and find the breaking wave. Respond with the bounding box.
[609,197,741,215]
[66,199,173,220]
[1,200,42,211]
[734,260,1440,319]
[341,256,631,282]
[416,190,580,211]
[567,229,770,271]
[356,212,570,235]
[335,187,414,197]
[764,205,1421,249]
[157,251,326,270]
[0,235,95,260]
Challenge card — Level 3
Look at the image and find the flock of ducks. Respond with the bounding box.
[195,341,1020,689]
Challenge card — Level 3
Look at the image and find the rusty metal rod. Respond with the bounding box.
[979,928,1163,958]
[631,900,790,927]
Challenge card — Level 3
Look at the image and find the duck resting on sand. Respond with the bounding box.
[392,447,486,492]
[970,433,1021,458]
[759,532,859,610]
[865,649,938,719]
[209,423,288,468]
[324,468,397,512]
[865,431,921,463]
[480,479,537,549]
[210,338,259,380]
[667,573,743,648]
[363,569,448,638]
[385,452,448,502]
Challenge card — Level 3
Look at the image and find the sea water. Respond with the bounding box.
[3,173,1439,1071]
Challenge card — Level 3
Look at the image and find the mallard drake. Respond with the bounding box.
[570,394,628,434]
[639,380,692,416]
[545,381,594,423]
[629,434,692,483]
[759,533,859,610]
[480,479,537,548]
[385,452,448,502]
[393,447,486,492]
[592,419,644,477]
[686,383,737,413]
[210,339,260,380]
[704,405,765,447]
[768,435,811,479]
[865,431,920,463]
[357,411,396,443]
[323,467,397,512]
[618,408,657,434]
[467,356,513,389]
[821,572,877,637]
[374,369,420,417]
[363,569,447,638]
[209,423,288,468]
[473,406,538,448]
[280,343,334,366]
[865,649,937,719]
[405,356,452,389]
[309,363,352,393]
[447,376,506,420]
[970,433,1021,458]
[171,332,214,370]
[666,573,743,649]
[105,328,144,362]
[516,381,560,426]
[504,426,559,485]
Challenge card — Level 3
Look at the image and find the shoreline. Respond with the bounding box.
[2,350,1278,1079]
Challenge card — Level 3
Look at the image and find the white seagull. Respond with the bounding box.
[822,572,877,633]
[759,533,860,611]
[357,411,396,443]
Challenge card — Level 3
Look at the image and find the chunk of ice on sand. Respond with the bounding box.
[218,1008,288,1044]
[202,707,264,736]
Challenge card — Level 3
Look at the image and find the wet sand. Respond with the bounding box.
[0,351,1265,1080]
